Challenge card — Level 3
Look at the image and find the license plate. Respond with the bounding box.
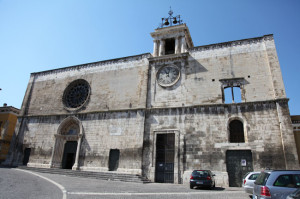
[196,181,203,184]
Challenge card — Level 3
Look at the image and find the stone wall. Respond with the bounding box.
[149,35,286,109]
[22,110,145,173]
[142,100,298,186]
[21,54,150,116]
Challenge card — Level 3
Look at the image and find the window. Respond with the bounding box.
[63,79,90,109]
[219,78,244,103]
[249,174,260,180]
[224,86,242,103]
[255,172,270,185]
[274,175,294,188]
[67,129,77,135]
[294,174,300,187]
[192,170,209,177]
[165,38,175,55]
[229,120,245,143]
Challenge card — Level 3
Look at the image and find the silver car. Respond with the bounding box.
[243,172,260,194]
[287,188,300,199]
[253,170,300,199]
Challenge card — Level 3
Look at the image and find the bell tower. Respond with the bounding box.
[150,9,193,57]
[147,9,194,109]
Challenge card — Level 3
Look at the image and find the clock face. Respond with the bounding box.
[157,65,180,87]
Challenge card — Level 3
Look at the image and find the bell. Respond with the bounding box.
[164,19,169,26]
[173,18,177,24]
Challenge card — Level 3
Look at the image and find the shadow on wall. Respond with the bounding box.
[186,57,208,76]
[79,137,91,167]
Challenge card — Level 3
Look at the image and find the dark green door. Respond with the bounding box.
[226,150,253,187]
[109,149,120,171]
[155,133,175,183]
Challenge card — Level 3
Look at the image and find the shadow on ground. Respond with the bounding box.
[192,187,225,191]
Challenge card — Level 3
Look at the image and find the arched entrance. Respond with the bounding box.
[61,141,78,169]
[50,116,83,170]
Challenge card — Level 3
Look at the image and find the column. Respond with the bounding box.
[181,36,187,53]
[153,40,159,57]
[72,134,83,170]
[175,37,180,54]
[159,39,165,56]
[49,137,57,168]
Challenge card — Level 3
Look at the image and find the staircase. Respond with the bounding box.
[17,166,151,184]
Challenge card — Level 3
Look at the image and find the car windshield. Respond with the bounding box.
[255,172,270,185]
[243,172,250,179]
[193,170,209,177]
[249,173,260,180]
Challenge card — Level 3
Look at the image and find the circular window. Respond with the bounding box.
[63,79,90,109]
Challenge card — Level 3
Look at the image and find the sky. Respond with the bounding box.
[0,0,300,115]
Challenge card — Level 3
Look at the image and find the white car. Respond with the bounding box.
[243,172,260,195]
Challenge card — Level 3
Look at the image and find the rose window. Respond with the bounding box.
[63,79,90,109]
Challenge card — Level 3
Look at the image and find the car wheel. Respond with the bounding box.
[210,182,215,190]
[190,185,193,189]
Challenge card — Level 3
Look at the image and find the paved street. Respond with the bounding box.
[0,167,251,199]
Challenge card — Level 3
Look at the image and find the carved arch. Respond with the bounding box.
[50,116,83,170]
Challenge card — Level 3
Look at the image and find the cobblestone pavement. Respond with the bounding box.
[0,168,251,199]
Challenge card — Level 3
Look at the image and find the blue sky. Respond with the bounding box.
[0,0,300,115]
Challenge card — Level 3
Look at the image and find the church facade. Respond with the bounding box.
[5,22,298,187]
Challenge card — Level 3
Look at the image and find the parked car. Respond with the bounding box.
[287,188,300,199]
[189,170,216,189]
[243,171,260,194]
[253,170,300,199]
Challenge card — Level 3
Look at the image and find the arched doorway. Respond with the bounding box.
[61,141,78,169]
[50,116,83,170]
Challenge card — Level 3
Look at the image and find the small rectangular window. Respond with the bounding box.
[224,87,233,103]
[233,87,241,103]
[224,86,242,103]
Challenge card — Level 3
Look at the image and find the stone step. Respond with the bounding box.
[17,166,151,183]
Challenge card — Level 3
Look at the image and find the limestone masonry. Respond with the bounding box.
[4,23,298,187]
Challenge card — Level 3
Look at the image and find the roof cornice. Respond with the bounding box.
[0,106,20,115]
[31,53,152,77]
[190,34,274,52]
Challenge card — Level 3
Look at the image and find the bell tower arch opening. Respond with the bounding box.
[165,38,175,55]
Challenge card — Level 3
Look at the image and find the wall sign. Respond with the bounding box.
[241,159,247,166]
